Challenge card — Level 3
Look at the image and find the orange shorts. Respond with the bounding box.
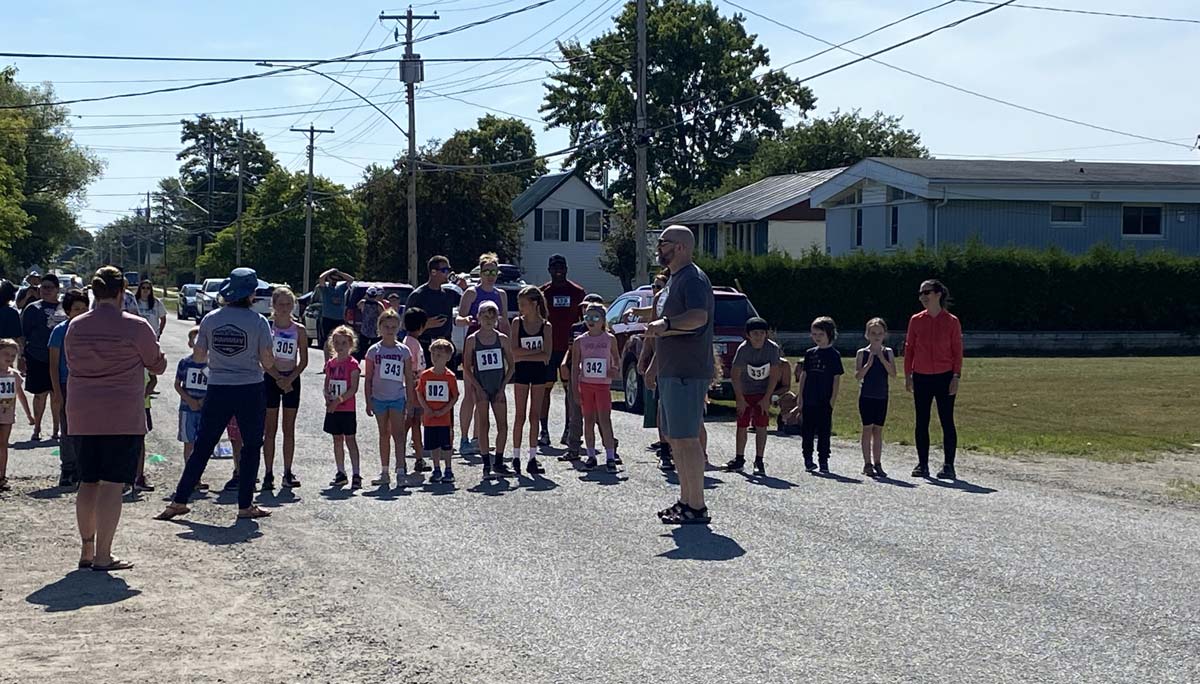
[578,382,611,417]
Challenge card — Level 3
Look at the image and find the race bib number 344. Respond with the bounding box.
[521,336,543,351]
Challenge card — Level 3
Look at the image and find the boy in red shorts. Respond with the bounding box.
[725,317,781,475]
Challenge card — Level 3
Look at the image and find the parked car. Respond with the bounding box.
[612,285,760,412]
[123,271,140,287]
[297,291,319,345]
[249,282,281,317]
[197,278,223,317]
[177,283,202,320]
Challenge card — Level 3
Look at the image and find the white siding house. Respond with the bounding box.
[513,170,620,298]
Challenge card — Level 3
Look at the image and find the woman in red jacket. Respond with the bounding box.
[904,279,963,480]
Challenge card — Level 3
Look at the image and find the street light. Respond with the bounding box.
[256,62,408,137]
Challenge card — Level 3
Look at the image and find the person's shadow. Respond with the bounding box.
[27,571,141,612]
[922,477,997,495]
[657,526,745,561]
[170,519,263,546]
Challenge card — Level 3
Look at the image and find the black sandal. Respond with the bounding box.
[661,504,711,525]
[656,500,685,519]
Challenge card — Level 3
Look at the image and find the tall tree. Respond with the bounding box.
[197,168,363,287]
[0,109,32,251]
[0,67,103,273]
[541,0,814,218]
[712,109,928,197]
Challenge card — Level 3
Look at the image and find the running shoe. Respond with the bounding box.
[658,451,675,472]
[371,472,390,486]
[936,465,957,481]
[538,429,551,448]
[430,468,443,484]
[584,455,598,471]
[911,464,930,478]
[872,463,887,478]
[818,459,829,474]
[458,438,476,455]
[493,458,513,476]
[223,476,240,491]
[558,448,580,462]
[605,459,617,474]
[441,469,455,484]
[351,474,363,489]
[58,473,76,488]
[558,429,569,446]
[414,457,432,473]
[862,464,874,477]
[753,458,766,476]
[282,472,301,488]
[261,472,275,491]
[723,456,746,472]
[804,459,817,472]
[613,452,623,466]
[330,472,348,487]
[527,457,545,475]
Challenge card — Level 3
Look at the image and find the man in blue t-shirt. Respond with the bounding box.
[47,289,90,487]
[315,267,353,358]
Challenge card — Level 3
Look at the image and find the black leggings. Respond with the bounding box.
[912,371,957,467]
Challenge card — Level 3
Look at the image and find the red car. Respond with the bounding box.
[608,285,760,412]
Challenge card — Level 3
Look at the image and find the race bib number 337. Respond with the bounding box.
[0,378,14,399]
[747,364,770,381]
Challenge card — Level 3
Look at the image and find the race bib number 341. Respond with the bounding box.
[327,380,347,398]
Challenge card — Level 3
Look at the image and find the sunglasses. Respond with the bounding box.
[434,266,452,273]
[584,313,603,322]
[480,269,500,276]
[919,289,936,296]
[656,239,675,246]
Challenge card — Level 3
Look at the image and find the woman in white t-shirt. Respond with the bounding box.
[134,279,167,338]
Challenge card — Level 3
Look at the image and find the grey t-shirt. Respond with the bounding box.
[657,263,715,380]
[733,339,781,395]
[196,306,271,386]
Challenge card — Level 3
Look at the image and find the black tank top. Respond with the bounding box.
[515,317,546,373]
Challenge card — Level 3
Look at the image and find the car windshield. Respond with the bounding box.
[182,285,199,295]
[204,281,220,293]
[714,296,758,328]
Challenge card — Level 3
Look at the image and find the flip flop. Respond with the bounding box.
[154,505,190,521]
[77,560,92,569]
[91,558,134,572]
[237,506,271,519]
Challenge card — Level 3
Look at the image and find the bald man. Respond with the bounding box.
[643,225,715,525]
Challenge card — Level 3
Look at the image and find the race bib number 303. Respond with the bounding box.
[424,380,449,401]
[379,358,405,381]
[520,336,543,351]
[273,337,297,360]
[747,364,771,381]
[185,368,208,391]
[475,349,503,372]
[0,377,14,399]
[582,357,608,379]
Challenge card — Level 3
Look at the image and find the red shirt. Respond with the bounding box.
[417,368,459,427]
[541,279,586,353]
[904,310,963,377]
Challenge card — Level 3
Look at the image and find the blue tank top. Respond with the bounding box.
[469,287,503,318]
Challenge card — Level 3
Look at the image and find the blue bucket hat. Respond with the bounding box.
[218,267,259,302]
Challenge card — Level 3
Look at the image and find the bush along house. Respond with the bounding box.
[808,158,1200,256]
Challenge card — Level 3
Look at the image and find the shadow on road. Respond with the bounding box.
[810,471,864,485]
[731,471,798,490]
[360,483,410,501]
[660,471,724,490]
[28,485,72,500]
[256,487,302,507]
[468,478,515,496]
[516,473,559,492]
[922,477,998,495]
[27,571,142,612]
[171,518,263,545]
[872,475,918,489]
[10,440,46,451]
[319,486,355,501]
[657,526,746,562]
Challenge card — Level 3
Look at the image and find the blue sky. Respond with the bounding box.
[3,0,1197,231]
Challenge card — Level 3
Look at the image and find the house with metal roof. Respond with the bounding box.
[663,168,845,258]
[808,157,1200,256]
[512,169,619,297]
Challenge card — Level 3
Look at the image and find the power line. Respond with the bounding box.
[724,0,1195,151]
[957,1,1200,24]
[410,0,564,43]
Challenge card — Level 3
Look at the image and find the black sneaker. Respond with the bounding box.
[584,455,598,470]
[723,456,746,472]
[414,458,432,473]
[862,464,874,477]
[351,474,362,489]
[613,453,623,466]
[558,449,580,462]
[261,472,275,491]
[804,459,817,472]
[648,441,664,451]
[512,457,522,476]
[538,430,551,448]
[818,460,829,473]
[282,472,301,488]
[911,464,930,478]
[873,463,887,478]
[753,458,765,475]
[936,465,957,481]
[483,459,494,480]
[493,458,513,476]
[330,472,348,487]
[58,473,75,488]
[605,459,618,473]
[527,458,545,475]
[658,451,675,472]
[222,476,240,491]
[134,476,155,492]
[442,469,455,484]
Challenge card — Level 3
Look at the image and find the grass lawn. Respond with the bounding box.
[711,356,1200,463]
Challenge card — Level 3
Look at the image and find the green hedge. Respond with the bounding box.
[698,243,1200,333]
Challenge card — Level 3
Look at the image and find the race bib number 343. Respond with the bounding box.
[379,359,405,381]
[0,377,14,399]
[475,349,503,372]
[424,380,449,401]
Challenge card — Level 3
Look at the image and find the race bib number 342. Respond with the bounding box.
[582,357,608,379]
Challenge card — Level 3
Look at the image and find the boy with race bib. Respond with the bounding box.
[416,339,459,483]
[570,302,621,472]
[726,317,782,476]
[363,308,416,485]
[462,301,514,479]
[174,327,213,493]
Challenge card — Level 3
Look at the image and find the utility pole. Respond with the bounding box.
[634,0,649,287]
[236,117,244,264]
[145,190,152,270]
[381,9,438,284]
[291,124,334,293]
[199,127,214,266]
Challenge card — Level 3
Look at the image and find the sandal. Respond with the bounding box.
[78,539,95,569]
[237,506,271,519]
[91,558,134,572]
[661,504,711,526]
[656,500,686,519]
[154,504,190,521]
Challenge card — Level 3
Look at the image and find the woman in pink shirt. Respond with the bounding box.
[64,266,166,572]
[904,279,964,481]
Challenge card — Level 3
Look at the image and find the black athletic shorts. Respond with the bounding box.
[77,434,142,484]
[423,425,452,451]
[858,396,889,426]
[546,350,566,384]
[264,373,302,410]
[323,411,357,436]
[23,356,52,394]
[513,361,546,386]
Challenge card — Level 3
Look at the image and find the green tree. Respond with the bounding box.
[198,169,364,288]
[0,67,103,273]
[0,110,32,251]
[712,109,928,197]
[599,201,642,291]
[542,0,814,218]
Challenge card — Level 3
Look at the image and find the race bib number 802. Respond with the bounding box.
[424,380,449,401]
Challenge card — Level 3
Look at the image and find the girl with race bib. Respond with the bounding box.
[509,286,552,476]
[263,287,307,490]
[324,326,362,489]
[0,338,35,491]
[462,300,513,479]
[570,302,620,473]
[855,317,896,478]
[454,252,509,456]
[363,308,416,486]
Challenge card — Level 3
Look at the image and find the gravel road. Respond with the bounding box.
[1,322,1197,683]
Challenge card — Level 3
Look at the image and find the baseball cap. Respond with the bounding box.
[367,286,380,297]
[548,254,567,267]
[218,267,260,301]
[745,316,769,333]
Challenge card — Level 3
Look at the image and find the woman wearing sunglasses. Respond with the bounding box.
[904,279,963,481]
[134,279,167,339]
[454,253,509,461]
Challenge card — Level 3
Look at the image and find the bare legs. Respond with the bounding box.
[76,481,125,566]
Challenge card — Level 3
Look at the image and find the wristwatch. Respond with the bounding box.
[662,316,671,331]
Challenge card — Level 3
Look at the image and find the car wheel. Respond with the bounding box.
[623,361,644,413]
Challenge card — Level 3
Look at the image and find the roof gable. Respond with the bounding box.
[511,169,611,220]
[664,168,845,224]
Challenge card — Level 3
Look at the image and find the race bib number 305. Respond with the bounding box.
[520,336,543,351]
[552,295,571,308]
[582,357,608,379]
[424,380,449,401]
[185,368,208,391]
[747,364,771,381]
[379,359,405,381]
[475,349,503,372]
[327,380,347,398]
[273,337,297,360]
[0,377,14,399]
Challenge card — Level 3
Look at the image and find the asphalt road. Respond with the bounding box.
[9,321,1200,682]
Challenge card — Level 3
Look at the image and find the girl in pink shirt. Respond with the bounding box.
[570,303,620,473]
[324,326,362,489]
